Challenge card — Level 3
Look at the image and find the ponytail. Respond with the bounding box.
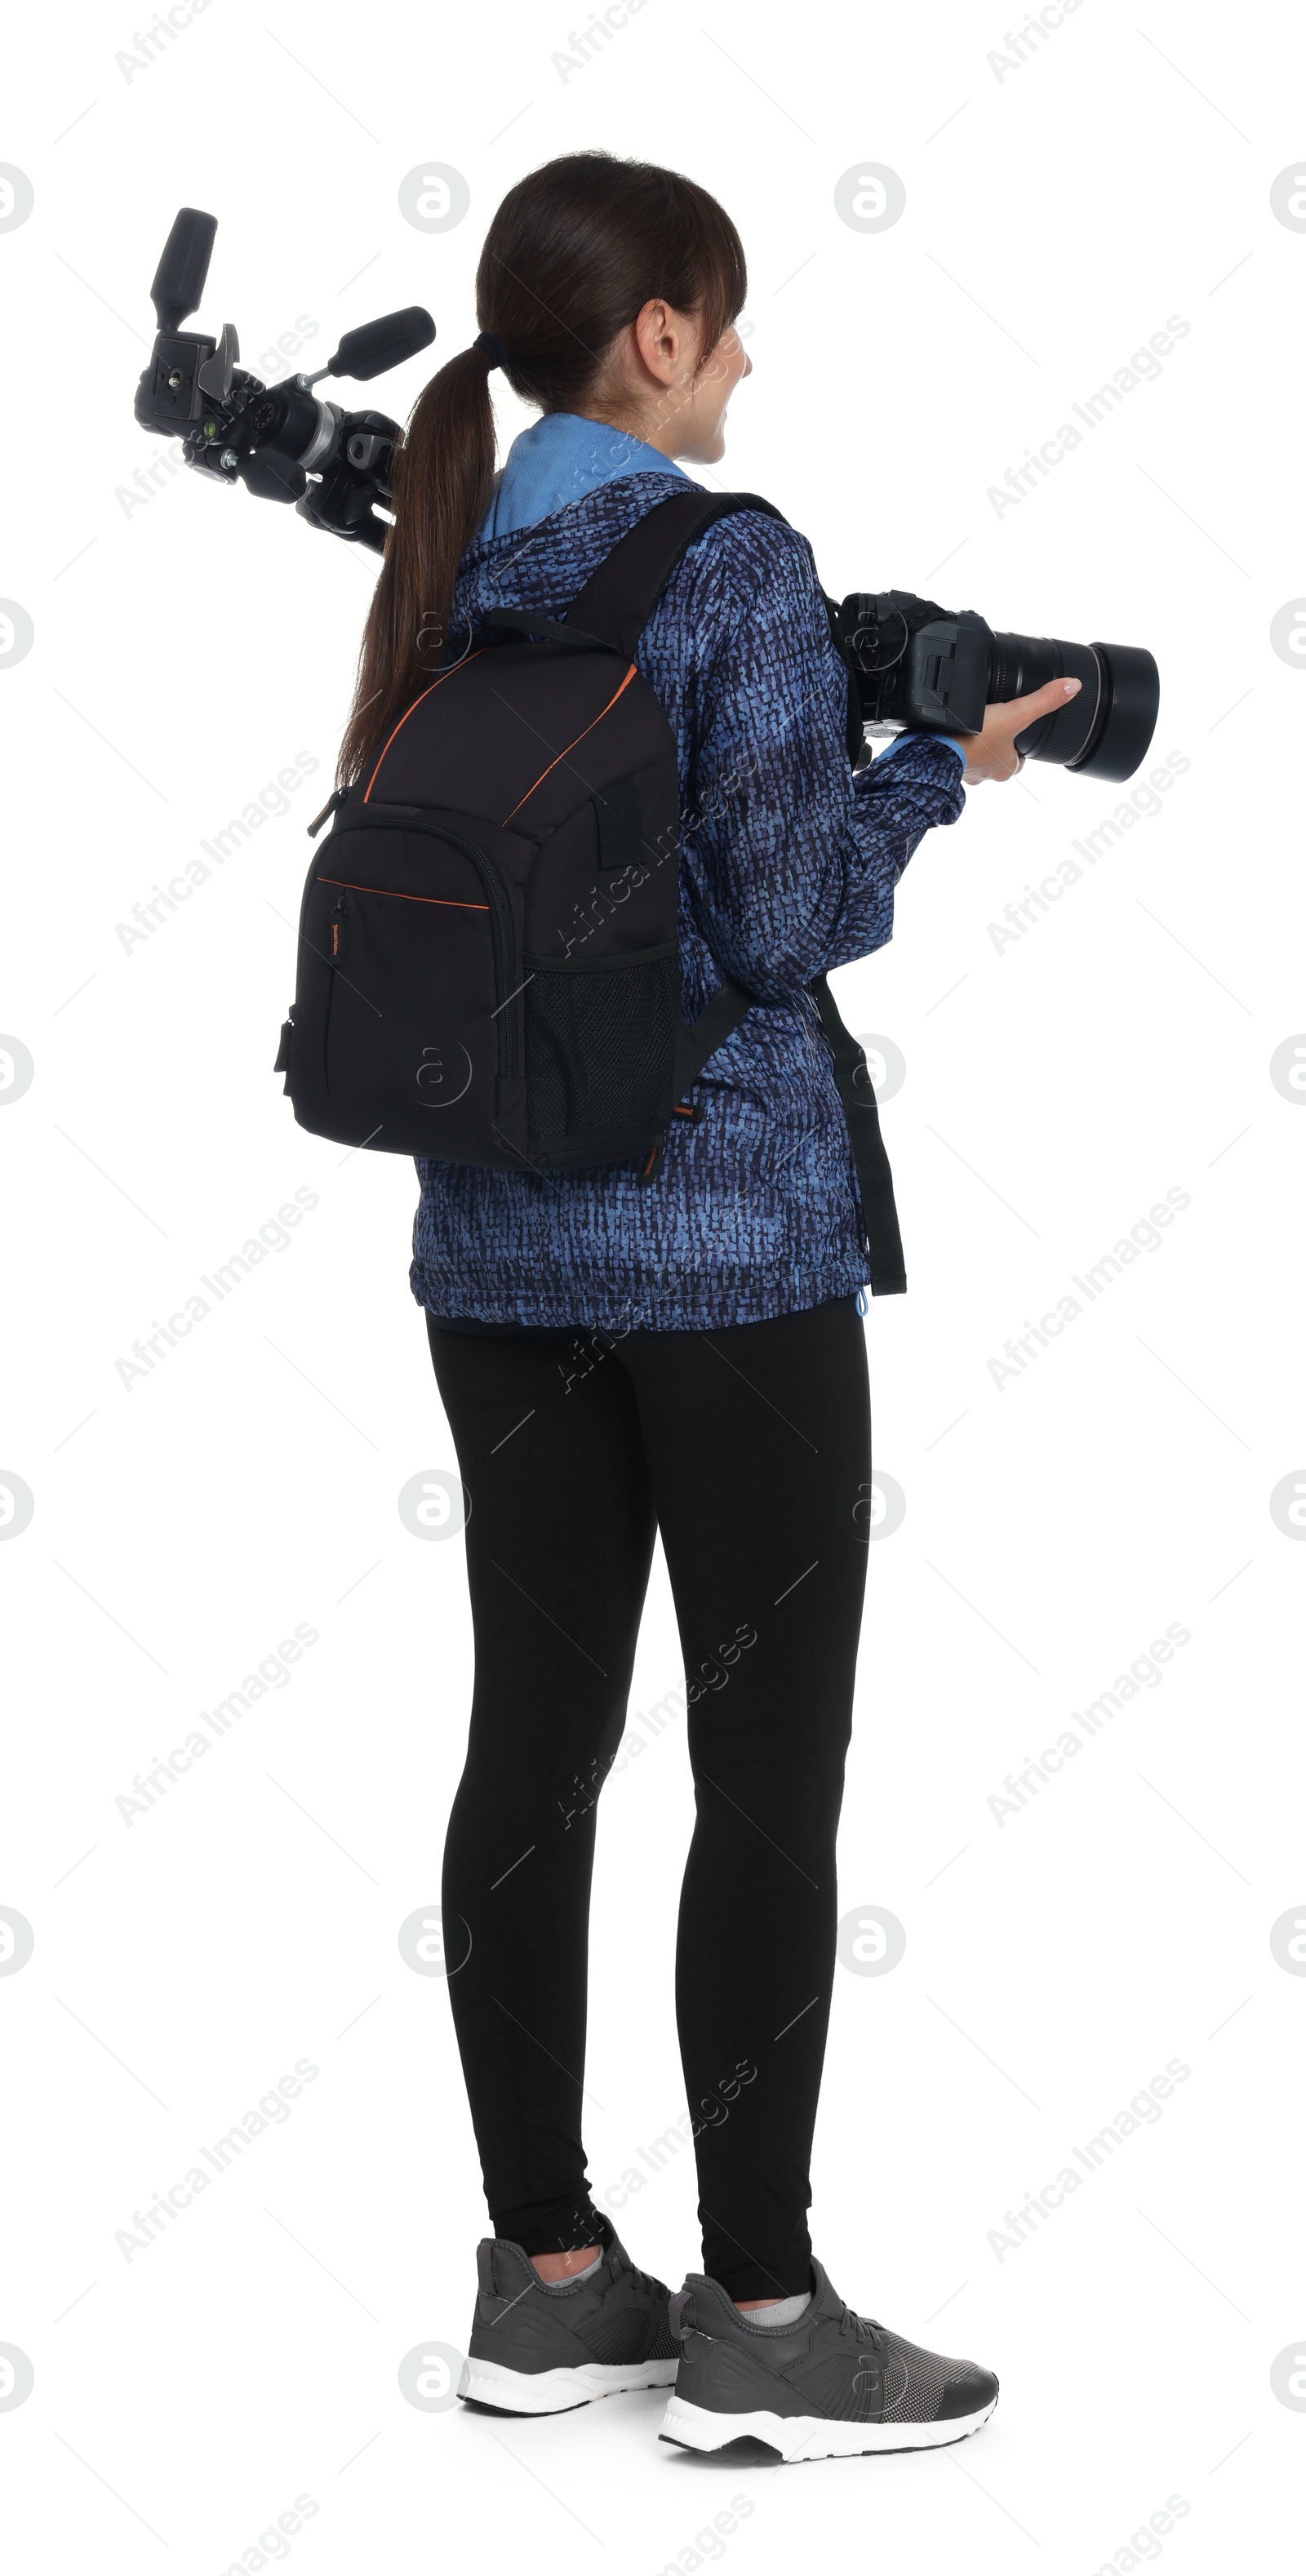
[335,342,497,788]
[337,152,746,788]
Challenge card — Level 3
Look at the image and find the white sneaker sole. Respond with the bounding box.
[461,2355,678,2415]
[659,2388,997,2462]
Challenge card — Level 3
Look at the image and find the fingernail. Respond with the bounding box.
[1063,677,1082,696]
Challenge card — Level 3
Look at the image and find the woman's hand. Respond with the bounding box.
[955,673,1082,783]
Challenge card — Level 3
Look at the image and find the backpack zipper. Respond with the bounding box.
[307,786,347,840]
[453,837,518,1080]
[322,890,346,1083]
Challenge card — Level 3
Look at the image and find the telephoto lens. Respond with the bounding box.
[991,631,1160,782]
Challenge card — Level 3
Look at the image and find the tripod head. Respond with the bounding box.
[135,207,436,548]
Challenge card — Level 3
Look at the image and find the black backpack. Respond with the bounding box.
[274,489,908,1292]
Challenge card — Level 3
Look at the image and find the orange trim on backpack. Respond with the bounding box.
[500,663,638,826]
[363,653,486,802]
[316,875,488,910]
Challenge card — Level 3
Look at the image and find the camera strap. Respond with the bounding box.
[807,975,907,1296]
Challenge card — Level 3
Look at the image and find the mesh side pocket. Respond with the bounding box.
[524,944,680,1146]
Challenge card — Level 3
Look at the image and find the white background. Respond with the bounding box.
[2,0,1304,2567]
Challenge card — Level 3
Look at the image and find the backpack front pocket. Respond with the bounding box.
[295,823,521,1157]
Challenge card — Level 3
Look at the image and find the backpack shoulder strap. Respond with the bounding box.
[568,486,900,1262]
[571,492,785,1123]
[566,490,788,658]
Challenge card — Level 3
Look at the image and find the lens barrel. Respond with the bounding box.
[1071,642,1162,782]
[992,631,1159,780]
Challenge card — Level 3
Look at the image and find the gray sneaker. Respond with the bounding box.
[660,2259,998,2461]
[461,2220,678,2415]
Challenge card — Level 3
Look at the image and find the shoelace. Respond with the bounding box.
[837,2298,887,2356]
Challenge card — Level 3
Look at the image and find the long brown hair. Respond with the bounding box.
[336,152,746,786]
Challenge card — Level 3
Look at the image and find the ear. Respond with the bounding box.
[631,298,686,388]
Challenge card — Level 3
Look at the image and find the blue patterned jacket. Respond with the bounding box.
[411,452,966,1331]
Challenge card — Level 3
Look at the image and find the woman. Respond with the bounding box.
[340,152,1077,2461]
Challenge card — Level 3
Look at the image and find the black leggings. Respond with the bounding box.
[428,1301,871,2300]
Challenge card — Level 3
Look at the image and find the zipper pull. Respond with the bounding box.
[330,890,345,961]
[308,786,346,839]
[637,1136,665,1187]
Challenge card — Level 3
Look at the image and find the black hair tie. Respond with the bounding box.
[473,331,510,371]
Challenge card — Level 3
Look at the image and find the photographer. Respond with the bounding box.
[344,150,1078,2457]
